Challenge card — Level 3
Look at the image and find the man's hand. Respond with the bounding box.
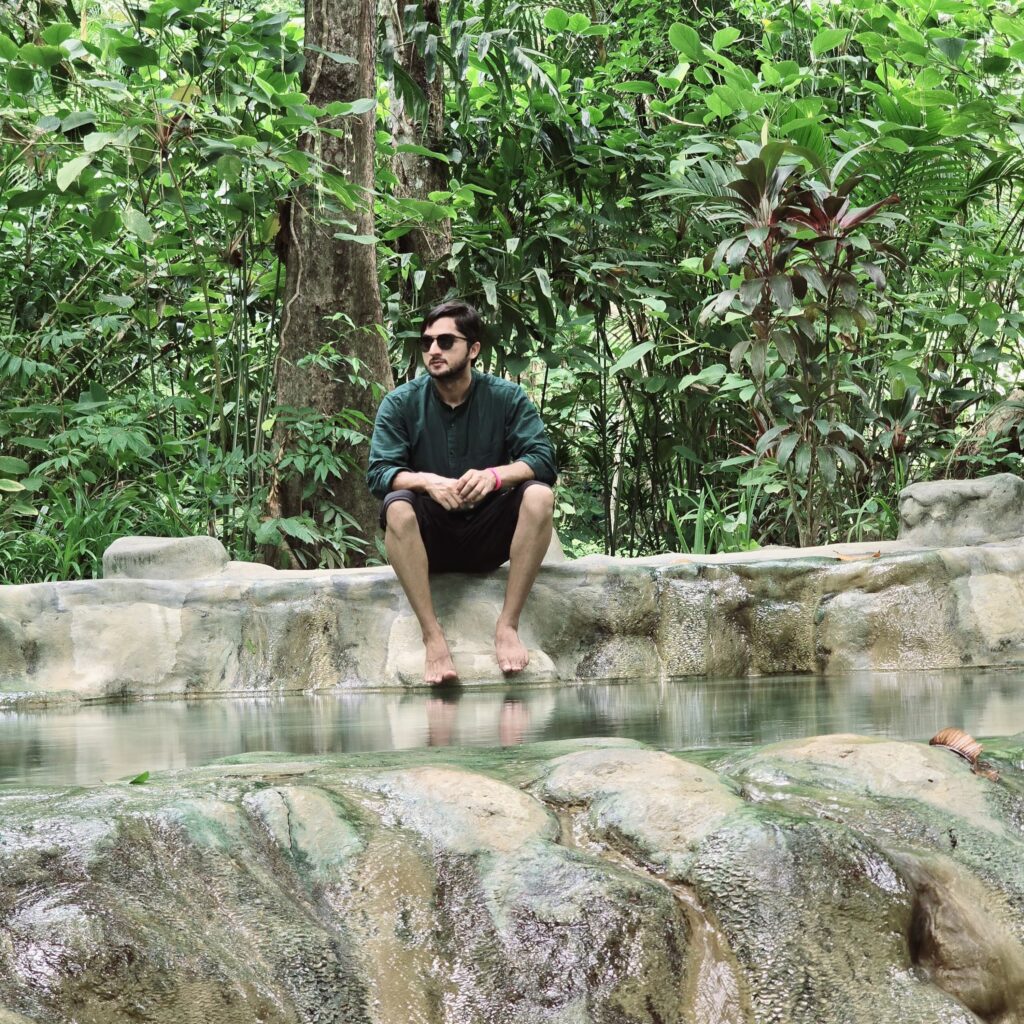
[422,475,465,510]
[456,468,498,506]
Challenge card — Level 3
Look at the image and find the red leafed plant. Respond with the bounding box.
[692,140,901,545]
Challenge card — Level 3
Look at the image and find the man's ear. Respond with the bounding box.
[469,340,481,361]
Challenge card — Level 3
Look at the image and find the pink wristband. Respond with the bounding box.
[487,467,502,490]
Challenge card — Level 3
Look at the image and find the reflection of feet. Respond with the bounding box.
[495,622,529,674]
[499,699,529,746]
[426,696,456,747]
[424,633,458,686]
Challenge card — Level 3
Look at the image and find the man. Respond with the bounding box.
[367,301,557,685]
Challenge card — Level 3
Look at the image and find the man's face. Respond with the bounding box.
[422,316,480,381]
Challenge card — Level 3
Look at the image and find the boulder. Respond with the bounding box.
[4,735,1024,1022]
[103,535,229,580]
[899,473,1024,547]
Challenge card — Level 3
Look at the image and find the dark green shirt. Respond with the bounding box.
[366,370,557,499]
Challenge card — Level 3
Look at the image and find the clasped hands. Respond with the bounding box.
[423,468,499,511]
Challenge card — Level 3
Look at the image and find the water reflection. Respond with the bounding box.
[3,670,1024,787]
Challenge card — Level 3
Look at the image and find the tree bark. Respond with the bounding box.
[387,0,453,347]
[270,0,394,567]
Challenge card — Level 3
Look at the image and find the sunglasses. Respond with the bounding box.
[420,332,468,352]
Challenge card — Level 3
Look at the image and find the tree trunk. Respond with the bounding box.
[387,0,453,357]
[270,0,394,568]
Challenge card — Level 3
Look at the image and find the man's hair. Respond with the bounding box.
[422,301,485,346]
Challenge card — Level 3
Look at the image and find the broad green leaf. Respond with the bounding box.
[706,91,732,119]
[609,341,656,375]
[640,296,667,314]
[567,13,591,31]
[483,279,498,308]
[56,156,92,191]
[811,28,847,57]
[19,43,63,67]
[123,207,155,242]
[0,34,17,59]
[41,22,76,45]
[216,154,243,180]
[395,143,450,163]
[304,44,357,65]
[62,111,96,133]
[712,27,740,51]
[128,771,150,785]
[7,66,35,95]
[92,209,119,240]
[0,479,26,493]
[981,55,1011,74]
[669,23,702,60]
[83,131,117,153]
[117,43,160,67]
[6,190,48,211]
[533,267,552,298]
[345,97,376,115]
[543,8,570,32]
[934,36,967,63]
[993,13,1024,39]
[615,81,657,94]
[281,150,311,174]
[0,456,30,475]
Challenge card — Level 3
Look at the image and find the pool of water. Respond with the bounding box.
[3,670,1024,787]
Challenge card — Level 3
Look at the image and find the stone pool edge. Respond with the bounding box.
[3,536,1024,702]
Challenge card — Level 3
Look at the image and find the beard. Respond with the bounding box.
[427,351,472,380]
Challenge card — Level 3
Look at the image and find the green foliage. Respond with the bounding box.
[4,0,1024,580]
[0,0,372,581]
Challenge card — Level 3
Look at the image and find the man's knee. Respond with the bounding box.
[384,497,419,534]
[520,483,554,519]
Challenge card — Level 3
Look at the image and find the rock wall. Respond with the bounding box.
[3,474,1024,700]
[2,735,1024,1023]
[4,540,1024,701]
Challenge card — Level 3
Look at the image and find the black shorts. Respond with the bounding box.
[380,481,549,574]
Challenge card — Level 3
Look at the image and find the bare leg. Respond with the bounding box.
[385,501,457,685]
[496,485,554,673]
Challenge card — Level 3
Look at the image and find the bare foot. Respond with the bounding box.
[424,633,458,686]
[495,622,529,674]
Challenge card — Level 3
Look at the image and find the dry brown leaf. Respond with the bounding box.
[930,727,982,765]
[833,550,882,561]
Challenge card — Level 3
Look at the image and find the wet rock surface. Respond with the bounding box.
[5,536,1024,700]
[7,472,1024,699]
[3,734,1024,1023]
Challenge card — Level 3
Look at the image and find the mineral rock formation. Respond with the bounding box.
[899,473,1024,548]
[3,734,1024,1023]
[3,473,1024,700]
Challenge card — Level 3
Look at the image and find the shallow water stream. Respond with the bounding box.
[4,669,1024,786]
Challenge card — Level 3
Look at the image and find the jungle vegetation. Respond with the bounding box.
[2,0,1024,581]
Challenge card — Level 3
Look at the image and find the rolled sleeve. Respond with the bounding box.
[366,393,410,499]
[507,388,557,485]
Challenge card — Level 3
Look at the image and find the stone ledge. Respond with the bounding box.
[3,534,1024,702]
